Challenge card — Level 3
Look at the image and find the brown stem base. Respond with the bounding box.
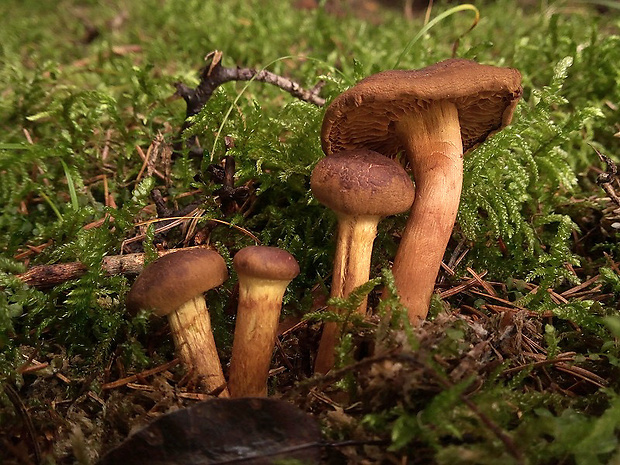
[389,100,464,324]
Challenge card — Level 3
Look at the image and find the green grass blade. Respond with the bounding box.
[393,4,480,69]
[0,143,33,150]
[60,160,79,210]
[39,192,63,221]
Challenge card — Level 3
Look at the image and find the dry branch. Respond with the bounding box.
[16,247,206,289]
[593,145,620,207]
[174,50,326,121]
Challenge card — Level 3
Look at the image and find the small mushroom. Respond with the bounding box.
[126,248,229,395]
[321,58,522,324]
[228,246,300,397]
[311,149,415,374]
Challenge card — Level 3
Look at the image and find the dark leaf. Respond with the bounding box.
[97,397,322,464]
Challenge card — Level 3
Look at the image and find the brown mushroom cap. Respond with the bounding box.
[311,149,415,217]
[126,248,228,316]
[321,58,523,158]
[233,246,300,282]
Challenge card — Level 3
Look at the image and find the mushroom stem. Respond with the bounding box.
[390,100,463,323]
[228,246,299,398]
[314,214,379,374]
[331,215,380,311]
[167,296,229,396]
[229,277,288,398]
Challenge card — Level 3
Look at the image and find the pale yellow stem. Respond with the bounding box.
[390,100,463,324]
[168,296,229,396]
[228,278,288,397]
[314,214,380,374]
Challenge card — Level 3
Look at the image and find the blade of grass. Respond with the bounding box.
[0,143,33,150]
[60,160,79,210]
[393,4,480,69]
[574,0,620,9]
[39,192,63,221]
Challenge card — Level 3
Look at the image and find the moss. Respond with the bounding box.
[1,0,620,463]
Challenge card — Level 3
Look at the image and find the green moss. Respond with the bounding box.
[1,0,619,463]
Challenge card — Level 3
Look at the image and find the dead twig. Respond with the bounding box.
[593,145,620,207]
[467,267,497,297]
[2,383,42,465]
[439,271,488,299]
[560,275,600,298]
[174,50,326,122]
[503,352,607,390]
[101,359,180,390]
[15,247,204,289]
[415,358,525,465]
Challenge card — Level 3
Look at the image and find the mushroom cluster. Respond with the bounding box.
[126,58,522,389]
[321,58,522,325]
[127,246,299,397]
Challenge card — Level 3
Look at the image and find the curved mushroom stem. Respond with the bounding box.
[389,100,463,324]
[314,214,380,374]
[228,278,289,397]
[168,296,229,396]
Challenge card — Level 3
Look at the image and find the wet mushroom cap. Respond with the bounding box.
[126,248,228,316]
[321,58,523,158]
[311,149,415,216]
[233,246,300,281]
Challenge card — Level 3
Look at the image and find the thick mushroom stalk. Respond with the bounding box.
[228,246,299,397]
[311,150,415,374]
[390,101,463,322]
[321,59,522,325]
[126,248,229,396]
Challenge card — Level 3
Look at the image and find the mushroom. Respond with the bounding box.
[311,149,415,374]
[126,248,229,395]
[321,58,522,324]
[228,246,300,397]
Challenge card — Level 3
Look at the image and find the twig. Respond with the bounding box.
[325,438,390,449]
[15,246,205,289]
[469,289,526,310]
[527,353,607,388]
[301,350,524,464]
[439,272,487,299]
[135,144,165,181]
[502,355,578,376]
[560,274,600,297]
[18,361,50,375]
[101,359,180,390]
[467,267,497,297]
[174,50,325,121]
[2,383,42,465]
[16,211,262,289]
[592,145,620,207]
[414,358,525,465]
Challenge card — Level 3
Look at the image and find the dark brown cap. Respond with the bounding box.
[233,246,300,282]
[126,248,228,316]
[311,149,415,217]
[321,58,522,157]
